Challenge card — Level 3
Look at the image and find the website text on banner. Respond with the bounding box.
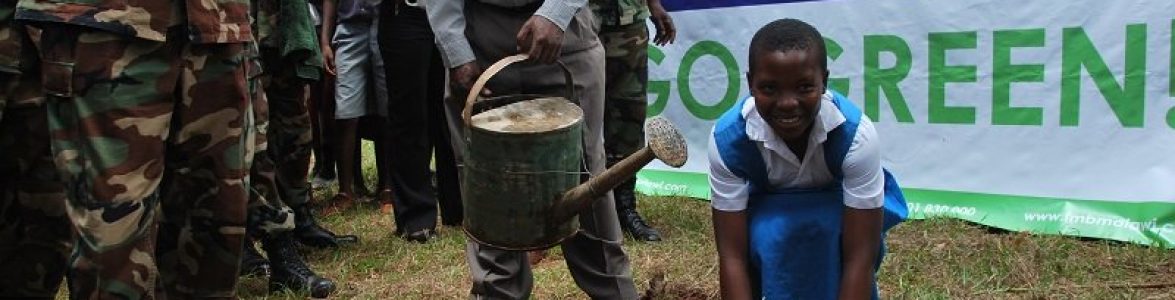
[634,0,1175,247]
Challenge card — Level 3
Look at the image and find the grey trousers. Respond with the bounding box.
[441,1,637,299]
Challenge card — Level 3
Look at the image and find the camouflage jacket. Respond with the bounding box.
[1,0,22,74]
[249,0,320,81]
[253,0,277,47]
[15,0,252,44]
[590,0,649,27]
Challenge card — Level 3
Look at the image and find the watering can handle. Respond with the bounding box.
[461,54,576,126]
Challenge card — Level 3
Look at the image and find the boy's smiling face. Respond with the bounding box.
[749,48,829,144]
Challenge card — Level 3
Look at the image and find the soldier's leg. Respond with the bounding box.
[261,49,356,248]
[32,25,176,299]
[247,77,335,298]
[601,22,661,242]
[242,70,279,278]
[0,71,72,297]
[266,68,314,211]
[154,40,250,298]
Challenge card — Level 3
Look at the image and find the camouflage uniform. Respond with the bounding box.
[245,0,326,237]
[245,0,300,238]
[240,3,337,296]
[592,0,650,166]
[16,0,254,298]
[247,0,345,250]
[591,0,664,241]
[245,44,296,239]
[0,2,73,295]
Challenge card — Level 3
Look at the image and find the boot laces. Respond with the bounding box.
[273,242,317,278]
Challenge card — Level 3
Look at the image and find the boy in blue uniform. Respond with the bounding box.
[708,19,908,299]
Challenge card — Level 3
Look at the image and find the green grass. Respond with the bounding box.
[237,201,1174,299]
[44,141,1167,299]
[229,142,1175,299]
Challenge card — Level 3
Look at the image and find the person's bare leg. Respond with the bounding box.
[331,118,359,212]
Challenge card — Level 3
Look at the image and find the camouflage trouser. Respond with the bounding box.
[243,48,314,238]
[259,49,315,211]
[30,24,250,299]
[245,79,297,238]
[0,69,72,297]
[601,22,650,165]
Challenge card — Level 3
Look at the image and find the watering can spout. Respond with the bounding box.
[554,116,689,222]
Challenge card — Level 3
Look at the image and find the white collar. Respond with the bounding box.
[743,91,846,151]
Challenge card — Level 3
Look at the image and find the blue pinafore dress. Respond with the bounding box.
[712,92,909,299]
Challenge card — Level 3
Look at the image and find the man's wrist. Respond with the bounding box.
[534,0,577,31]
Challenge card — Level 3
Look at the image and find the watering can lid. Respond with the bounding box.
[470,97,583,133]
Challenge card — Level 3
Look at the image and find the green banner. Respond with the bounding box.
[636,169,711,199]
[637,171,1175,248]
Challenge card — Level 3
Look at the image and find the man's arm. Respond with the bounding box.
[533,0,586,31]
[319,0,337,75]
[647,0,676,46]
[425,0,484,96]
[518,0,586,64]
[426,0,474,69]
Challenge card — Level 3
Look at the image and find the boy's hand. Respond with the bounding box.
[649,0,676,46]
[321,43,337,76]
[517,16,564,64]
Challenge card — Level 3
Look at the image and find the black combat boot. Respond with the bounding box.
[614,179,662,242]
[262,233,336,298]
[240,235,269,277]
[292,204,359,248]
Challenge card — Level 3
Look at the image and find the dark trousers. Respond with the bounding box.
[430,73,464,225]
[377,3,453,233]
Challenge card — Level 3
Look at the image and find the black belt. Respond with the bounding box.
[383,0,424,15]
[474,0,543,13]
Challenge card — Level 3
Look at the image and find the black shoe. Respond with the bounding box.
[240,237,270,277]
[401,228,437,243]
[293,205,360,248]
[621,210,663,242]
[614,179,662,242]
[262,234,336,298]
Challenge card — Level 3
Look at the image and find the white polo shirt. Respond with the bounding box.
[708,92,885,212]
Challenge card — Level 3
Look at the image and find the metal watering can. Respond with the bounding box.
[460,55,688,250]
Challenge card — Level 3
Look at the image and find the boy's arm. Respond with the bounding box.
[319,0,337,75]
[713,210,753,300]
[837,115,886,299]
[839,208,883,299]
[708,135,754,299]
